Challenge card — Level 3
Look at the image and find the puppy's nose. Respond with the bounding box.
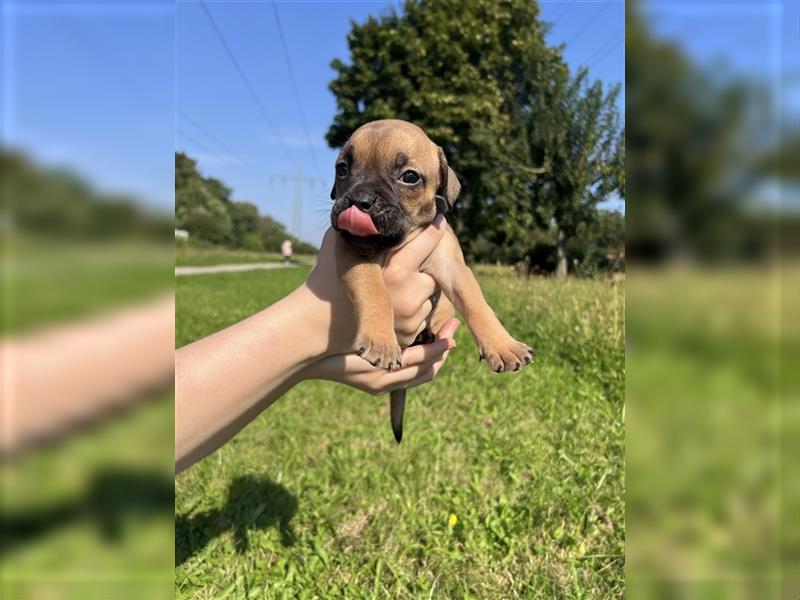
[347,195,375,211]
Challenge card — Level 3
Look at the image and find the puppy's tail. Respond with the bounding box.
[389,389,406,443]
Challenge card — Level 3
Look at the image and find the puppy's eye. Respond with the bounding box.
[401,170,421,184]
[336,163,349,177]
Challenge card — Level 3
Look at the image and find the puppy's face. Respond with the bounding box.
[330,119,460,257]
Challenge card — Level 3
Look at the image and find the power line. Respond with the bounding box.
[550,0,576,26]
[177,109,262,175]
[581,28,623,66]
[270,1,323,181]
[199,0,292,164]
[176,129,219,158]
[567,0,613,46]
[588,36,623,69]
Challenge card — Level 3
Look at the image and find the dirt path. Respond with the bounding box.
[175,262,306,276]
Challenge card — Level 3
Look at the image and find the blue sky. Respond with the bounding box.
[2,1,175,212]
[176,0,626,244]
[643,1,796,117]
[4,1,795,244]
[2,0,625,245]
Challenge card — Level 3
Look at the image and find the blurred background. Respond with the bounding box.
[625,0,797,597]
[1,1,174,598]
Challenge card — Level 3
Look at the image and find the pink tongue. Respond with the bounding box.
[337,206,379,237]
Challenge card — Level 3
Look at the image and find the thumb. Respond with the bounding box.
[387,214,446,271]
[436,317,461,341]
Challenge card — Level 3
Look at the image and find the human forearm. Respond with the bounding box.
[175,283,331,472]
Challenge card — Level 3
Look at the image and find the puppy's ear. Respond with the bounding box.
[437,146,461,211]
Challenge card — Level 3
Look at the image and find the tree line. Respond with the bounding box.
[175,152,317,254]
[0,149,172,241]
[326,0,624,275]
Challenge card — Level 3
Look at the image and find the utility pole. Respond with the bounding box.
[268,169,328,242]
[292,163,302,239]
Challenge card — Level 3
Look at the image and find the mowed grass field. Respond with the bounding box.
[175,265,624,599]
[175,241,315,267]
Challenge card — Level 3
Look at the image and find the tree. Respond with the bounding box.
[625,1,752,261]
[567,209,625,276]
[522,69,624,275]
[229,201,260,247]
[327,0,623,273]
[175,152,233,244]
[0,149,171,241]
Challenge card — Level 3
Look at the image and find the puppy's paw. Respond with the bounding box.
[354,331,402,371]
[478,336,533,373]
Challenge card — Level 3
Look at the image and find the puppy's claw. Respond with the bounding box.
[480,338,533,373]
[354,332,402,371]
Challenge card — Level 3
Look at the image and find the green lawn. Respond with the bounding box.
[175,242,314,267]
[1,238,173,336]
[175,267,625,598]
[0,395,174,600]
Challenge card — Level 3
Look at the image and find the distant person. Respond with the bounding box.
[281,239,293,264]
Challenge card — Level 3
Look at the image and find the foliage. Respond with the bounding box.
[568,210,625,277]
[175,152,317,254]
[175,266,624,598]
[326,0,623,274]
[625,2,763,262]
[0,149,172,241]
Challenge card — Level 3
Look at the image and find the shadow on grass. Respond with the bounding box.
[0,467,174,557]
[175,475,297,566]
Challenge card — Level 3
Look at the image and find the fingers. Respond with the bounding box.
[385,214,446,271]
[396,320,428,348]
[393,347,451,391]
[435,317,461,341]
[399,337,455,367]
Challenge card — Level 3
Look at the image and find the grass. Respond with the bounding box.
[175,266,625,598]
[175,242,314,267]
[1,237,173,336]
[625,266,791,597]
[0,394,174,600]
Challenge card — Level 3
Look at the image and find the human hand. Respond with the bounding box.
[305,214,447,354]
[305,318,460,395]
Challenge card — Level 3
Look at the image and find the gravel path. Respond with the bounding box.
[175,262,304,276]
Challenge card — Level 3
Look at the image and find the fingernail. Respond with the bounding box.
[433,214,445,228]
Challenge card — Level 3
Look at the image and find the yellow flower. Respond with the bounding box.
[448,513,458,528]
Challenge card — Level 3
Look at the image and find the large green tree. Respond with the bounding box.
[522,69,623,275]
[327,0,623,273]
[625,1,752,261]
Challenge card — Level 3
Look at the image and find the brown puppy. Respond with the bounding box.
[330,119,532,441]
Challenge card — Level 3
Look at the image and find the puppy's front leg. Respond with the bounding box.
[426,228,532,372]
[339,258,402,371]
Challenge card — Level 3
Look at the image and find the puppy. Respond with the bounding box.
[330,119,532,442]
